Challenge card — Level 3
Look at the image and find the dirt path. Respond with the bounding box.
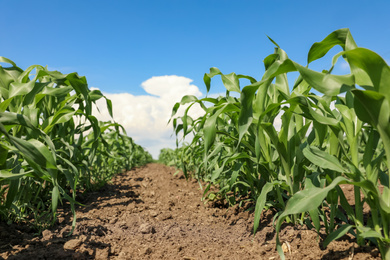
[0,163,380,259]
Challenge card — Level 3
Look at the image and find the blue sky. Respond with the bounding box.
[2,0,390,158]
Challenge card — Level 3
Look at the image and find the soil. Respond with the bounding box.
[0,163,381,259]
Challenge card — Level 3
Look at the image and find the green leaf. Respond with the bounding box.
[0,98,13,112]
[42,85,73,96]
[353,90,389,128]
[221,72,240,93]
[105,97,113,118]
[307,28,357,64]
[204,68,241,93]
[302,145,345,173]
[204,67,222,93]
[379,186,390,214]
[0,144,7,167]
[238,83,258,143]
[0,111,38,130]
[44,106,76,132]
[294,63,355,96]
[323,224,354,248]
[66,73,92,115]
[309,208,320,233]
[356,226,386,240]
[89,89,104,101]
[254,182,275,234]
[203,103,239,153]
[266,35,280,48]
[52,185,60,216]
[0,56,18,67]
[281,176,348,217]
[0,123,56,169]
[9,81,36,98]
[5,180,19,208]
[276,176,348,259]
[343,48,390,99]
[0,170,30,180]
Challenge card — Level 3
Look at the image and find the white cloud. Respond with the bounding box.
[90,77,294,160]
[91,75,203,159]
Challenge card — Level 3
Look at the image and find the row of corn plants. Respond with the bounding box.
[0,57,152,232]
[169,29,390,259]
[158,148,180,167]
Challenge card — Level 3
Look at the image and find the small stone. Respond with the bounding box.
[79,235,87,242]
[110,217,118,224]
[64,239,82,250]
[149,210,159,217]
[41,229,54,240]
[159,213,172,221]
[96,227,106,236]
[118,251,127,260]
[143,247,153,255]
[282,242,291,254]
[95,247,110,260]
[119,221,128,229]
[139,223,155,234]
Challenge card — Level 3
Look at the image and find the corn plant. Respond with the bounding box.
[0,57,152,231]
[158,148,179,167]
[82,121,152,190]
[169,29,390,259]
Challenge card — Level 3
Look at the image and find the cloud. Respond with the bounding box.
[90,77,291,160]
[91,75,203,159]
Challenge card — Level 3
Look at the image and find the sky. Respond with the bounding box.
[1,0,390,158]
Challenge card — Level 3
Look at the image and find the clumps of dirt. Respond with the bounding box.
[0,163,381,259]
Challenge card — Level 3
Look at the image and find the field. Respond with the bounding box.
[0,163,380,259]
[1,27,390,259]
